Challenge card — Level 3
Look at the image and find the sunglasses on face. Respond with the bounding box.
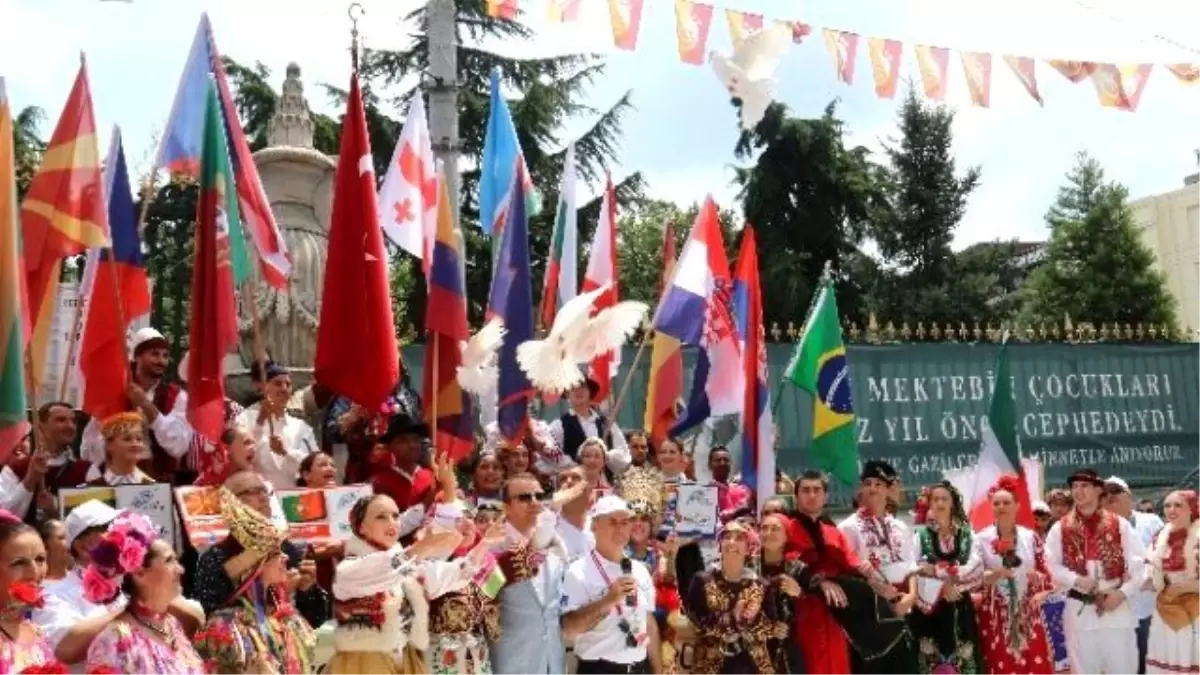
[617,617,638,648]
[509,492,544,503]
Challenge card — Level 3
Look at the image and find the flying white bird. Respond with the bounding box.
[516,283,648,394]
[456,318,506,396]
[709,23,793,130]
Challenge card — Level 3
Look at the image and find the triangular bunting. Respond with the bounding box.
[868,38,903,98]
[914,45,950,100]
[1167,63,1199,84]
[674,0,715,66]
[823,29,859,84]
[607,0,646,51]
[726,9,764,49]
[1048,59,1096,83]
[961,52,993,107]
[1003,55,1044,105]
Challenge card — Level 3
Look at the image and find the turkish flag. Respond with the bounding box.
[314,73,400,410]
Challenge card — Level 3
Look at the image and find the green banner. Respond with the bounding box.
[400,342,1198,500]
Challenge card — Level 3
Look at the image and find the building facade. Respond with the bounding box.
[1130,178,1200,339]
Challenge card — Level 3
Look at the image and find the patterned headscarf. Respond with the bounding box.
[219,487,287,584]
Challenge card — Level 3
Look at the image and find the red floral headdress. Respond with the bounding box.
[988,474,1024,503]
[913,486,932,525]
[82,512,158,604]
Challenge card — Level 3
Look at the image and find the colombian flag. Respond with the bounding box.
[423,168,475,461]
[644,222,681,447]
[784,279,859,485]
[0,79,30,458]
[20,61,111,393]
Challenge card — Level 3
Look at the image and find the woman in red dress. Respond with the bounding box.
[973,476,1053,674]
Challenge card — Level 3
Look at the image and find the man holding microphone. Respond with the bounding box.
[561,495,661,674]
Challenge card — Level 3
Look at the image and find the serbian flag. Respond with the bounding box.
[77,128,152,419]
[378,92,437,274]
[20,61,111,393]
[423,168,475,461]
[966,337,1036,529]
[0,78,30,457]
[158,14,291,289]
[582,175,619,401]
[732,227,773,513]
[653,197,742,435]
[314,73,400,411]
[643,222,682,447]
[486,166,535,443]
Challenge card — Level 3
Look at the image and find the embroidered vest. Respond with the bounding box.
[559,410,611,463]
[1060,509,1127,580]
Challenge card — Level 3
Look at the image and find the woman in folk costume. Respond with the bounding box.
[192,487,317,674]
[1145,489,1199,674]
[85,412,155,486]
[328,453,503,675]
[0,510,59,673]
[683,520,792,674]
[973,476,1054,674]
[909,481,985,674]
[756,512,806,674]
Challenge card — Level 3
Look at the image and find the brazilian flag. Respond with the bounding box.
[784,280,859,484]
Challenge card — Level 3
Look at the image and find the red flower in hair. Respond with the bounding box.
[988,474,1023,502]
[20,662,69,674]
[8,581,44,609]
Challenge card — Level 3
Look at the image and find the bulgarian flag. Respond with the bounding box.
[968,337,1036,529]
[538,143,578,331]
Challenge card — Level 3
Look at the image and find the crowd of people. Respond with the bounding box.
[0,331,1196,674]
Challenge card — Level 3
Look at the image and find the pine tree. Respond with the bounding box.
[1020,151,1178,332]
[362,0,644,326]
[869,87,980,325]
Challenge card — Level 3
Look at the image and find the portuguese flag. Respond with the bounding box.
[187,80,250,443]
[538,143,577,331]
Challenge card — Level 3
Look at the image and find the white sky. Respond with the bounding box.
[2,0,1197,250]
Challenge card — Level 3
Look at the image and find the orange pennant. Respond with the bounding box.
[545,0,582,22]
[868,38,903,98]
[1003,55,1043,105]
[914,45,949,100]
[674,0,714,66]
[823,29,859,84]
[1091,63,1152,112]
[607,0,646,51]
[1167,63,1199,84]
[486,0,518,19]
[725,9,763,49]
[776,20,813,45]
[1048,59,1096,83]
[960,52,993,107]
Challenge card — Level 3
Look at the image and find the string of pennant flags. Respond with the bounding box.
[488,0,1200,112]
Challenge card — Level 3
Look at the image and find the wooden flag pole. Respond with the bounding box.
[58,271,88,401]
[244,283,275,437]
[608,323,653,422]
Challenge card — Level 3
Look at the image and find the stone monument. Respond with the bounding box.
[230,63,335,397]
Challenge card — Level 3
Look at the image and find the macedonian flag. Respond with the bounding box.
[20,60,110,391]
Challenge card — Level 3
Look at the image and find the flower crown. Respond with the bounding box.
[82,512,158,604]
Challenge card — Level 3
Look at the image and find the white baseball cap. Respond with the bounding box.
[588,495,633,520]
[65,500,119,549]
[1104,476,1131,494]
[1032,500,1051,515]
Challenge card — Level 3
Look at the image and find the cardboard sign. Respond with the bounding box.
[674,484,719,538]
[174,485,228,550]
[61,483,178,550]
[275,485,374,544]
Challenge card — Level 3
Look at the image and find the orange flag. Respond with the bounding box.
[1048,60,1096,83]
[20,59,110,391]
[823,30,859,84]
[726,9,763,49]
[868,38,903,98]
[1166,64,1199,84]
[545,0,582,22]
[1092,63,1152,112]
[1004,55,1044,105]
[914,45,950,100]
[608,0,646,51]
[674,0,714,66]
[961,52,993,107]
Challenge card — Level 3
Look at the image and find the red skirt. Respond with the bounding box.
[975,585,1053,674]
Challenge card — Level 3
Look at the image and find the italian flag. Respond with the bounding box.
[968,337,1036,529]
[539,144,578,331]
[583,175,619,401]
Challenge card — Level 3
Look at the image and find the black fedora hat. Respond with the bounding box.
[1066,468,1104,487]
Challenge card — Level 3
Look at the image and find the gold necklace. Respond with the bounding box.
[130,612,176,649]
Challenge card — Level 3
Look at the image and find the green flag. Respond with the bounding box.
[201,83,251,287]
[784,281,859,484]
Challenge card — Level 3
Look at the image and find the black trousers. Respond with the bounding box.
[1137,616,1151,674]
[576,658,651,674]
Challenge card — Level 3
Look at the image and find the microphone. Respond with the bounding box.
[620,558,635,608]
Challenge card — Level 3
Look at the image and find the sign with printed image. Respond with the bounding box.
[61,483,178,550]
[275,484,373,544]
[674,484,719,538]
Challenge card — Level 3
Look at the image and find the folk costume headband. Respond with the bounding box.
[219,486,287,584]
[100,411,144,440]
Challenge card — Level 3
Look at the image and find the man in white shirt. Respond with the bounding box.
[554,467,595,564]
[236,360,317,488]
[561,495,660,675]
[1104,475,1164,674]
[1045,468,1146,675]
[548,378,630,474]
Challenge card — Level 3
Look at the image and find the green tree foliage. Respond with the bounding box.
[139,179,200,375]
[616,199,736,304]
[362,0,644,328]
[733,102,885,326]
[12,105,46,201]
[869,88,980,325]
[1020,152,1178,332]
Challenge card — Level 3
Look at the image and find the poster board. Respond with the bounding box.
[674,484,719,538]
[174,485,227,549]
[274,485,373,544]
[60,484,177,550]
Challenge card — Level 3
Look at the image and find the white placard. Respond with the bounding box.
[675,484,720,538]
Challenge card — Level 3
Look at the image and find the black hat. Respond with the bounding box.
[249,359,289,384]
[860,459,899,484]
[379,413,429,443]
[1067,468,1104,487]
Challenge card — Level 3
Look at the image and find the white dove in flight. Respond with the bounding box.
[456,317,506,396]
[516,283,648,394]
[709,23,793,130]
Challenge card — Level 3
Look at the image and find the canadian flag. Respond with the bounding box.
[378,93,438,274]
[583,175,620,401]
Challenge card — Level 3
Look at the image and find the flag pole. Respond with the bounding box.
[430,335,439,450]
[608,322,653,421]
[58,275,87,401]
[771,260,834,417]
[244,282,274,436]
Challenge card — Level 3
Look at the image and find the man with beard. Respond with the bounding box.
[5,402,90,519]
[79,327,194,483]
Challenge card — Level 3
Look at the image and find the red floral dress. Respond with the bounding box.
[973,525,1053,674]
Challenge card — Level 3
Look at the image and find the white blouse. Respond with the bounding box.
[974,525,1042,596]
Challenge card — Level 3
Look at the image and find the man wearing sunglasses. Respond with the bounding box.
[490,473,569,674]
[561,496,660,674]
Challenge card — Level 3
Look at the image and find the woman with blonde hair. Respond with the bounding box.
[1145,490,1199,674]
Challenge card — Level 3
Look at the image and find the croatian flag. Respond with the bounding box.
[732,227,774,513]
[653,196,743,435]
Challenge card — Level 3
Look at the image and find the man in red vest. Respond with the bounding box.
[80,327,194,483]
[369,412,435,515]
[5,402,91,519]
